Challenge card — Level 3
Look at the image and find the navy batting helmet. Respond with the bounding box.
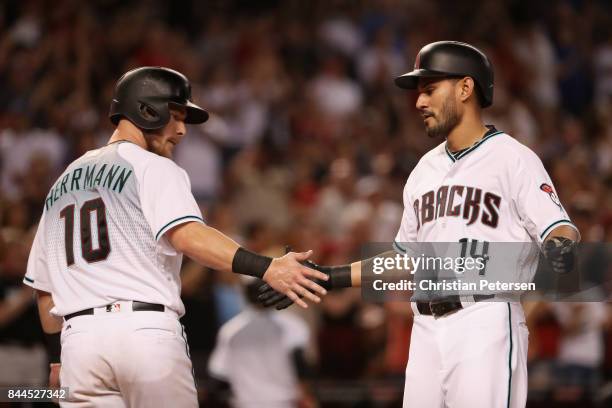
[109,67,209,130]
[395,41,494,107]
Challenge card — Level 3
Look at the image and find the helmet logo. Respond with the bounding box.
[138,102,160,122]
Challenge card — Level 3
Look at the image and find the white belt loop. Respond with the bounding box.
[459,295,477,308]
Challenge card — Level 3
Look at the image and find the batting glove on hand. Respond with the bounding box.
[543,237,576,275]
[258,247,351,310]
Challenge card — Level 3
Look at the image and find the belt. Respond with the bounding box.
[65,301,165,321]
[416,294,495,318]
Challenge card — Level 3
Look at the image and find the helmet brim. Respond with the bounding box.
[394,69,453,89]
[184,101,209,124]
[169,101,209,124]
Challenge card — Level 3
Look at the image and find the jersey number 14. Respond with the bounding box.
[59,197,111,265]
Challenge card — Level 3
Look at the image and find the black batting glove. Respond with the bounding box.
[543,237,577,274]
[258,258,351,310]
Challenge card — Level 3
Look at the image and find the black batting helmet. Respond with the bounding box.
[395,41,494,107]
[109,67,209,130]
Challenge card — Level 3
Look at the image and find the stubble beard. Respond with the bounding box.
[145,133,173,159]
[424,97,461,139]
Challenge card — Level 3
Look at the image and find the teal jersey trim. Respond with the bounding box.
[539,219,575,240]
[155,215,204,241]
[393,241,407,254]
[23,276,34,284]
[446,148,456,163]
[507,302,513,408]
[445,129,504,162]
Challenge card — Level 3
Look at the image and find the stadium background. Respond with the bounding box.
[0,0,611,406]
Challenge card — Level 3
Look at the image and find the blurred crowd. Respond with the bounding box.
[0,0,611,406]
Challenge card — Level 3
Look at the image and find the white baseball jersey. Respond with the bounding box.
[209,307,309,408]
[24,141,204,317]
[394,126,577,277]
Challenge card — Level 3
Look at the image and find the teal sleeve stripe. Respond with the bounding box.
[506,302,513,408]
[393,241,407,254]
[23,276,34,284]
[155,215,205,241]
[539,219,575,240]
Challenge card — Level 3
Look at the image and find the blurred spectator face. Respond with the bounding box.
[416,77,463,139]
[146,107,187,159]
[329,158,355,195]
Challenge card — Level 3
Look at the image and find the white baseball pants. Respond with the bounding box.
[59,308,197,408]
[403,301,529,408]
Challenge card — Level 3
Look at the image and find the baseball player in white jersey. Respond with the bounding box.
[23,67,329,407]
[208,279,314,408]
[258,41,580,407]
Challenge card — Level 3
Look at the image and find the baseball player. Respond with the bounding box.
[208,278,315,408]
[259,41,580,407]
[23,66,329,407]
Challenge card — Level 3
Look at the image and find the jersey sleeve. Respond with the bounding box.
[394,180,419,254]
[513,149,578,244]
[24,212,52,292]
[140,158,204,242]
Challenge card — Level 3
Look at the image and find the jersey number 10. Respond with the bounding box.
[59,197,111,265]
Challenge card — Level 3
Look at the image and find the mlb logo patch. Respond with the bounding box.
[106,304,121,313]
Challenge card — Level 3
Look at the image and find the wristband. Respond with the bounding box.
[44,332,61,364]
[328,264,352,289]
[232,247,273,278]
[304,261,351,290]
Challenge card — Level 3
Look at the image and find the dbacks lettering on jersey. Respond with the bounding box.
[413,185,501,230]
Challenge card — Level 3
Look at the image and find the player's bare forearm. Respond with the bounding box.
[166,221,239,273]
[36,291,62,370]
[352,249,415,287]
[350,261,361,287]
[36,290,62,334]
[167,222,328,308]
